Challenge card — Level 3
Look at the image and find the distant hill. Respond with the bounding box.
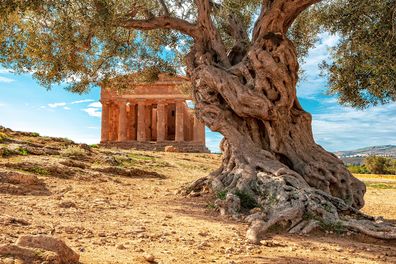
[334,145,396,165]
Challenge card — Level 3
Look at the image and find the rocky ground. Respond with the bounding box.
[0,126,395,264]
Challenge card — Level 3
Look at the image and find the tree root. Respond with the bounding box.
[184,171,396,243]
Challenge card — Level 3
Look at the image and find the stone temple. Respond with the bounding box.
[100,73,209,153]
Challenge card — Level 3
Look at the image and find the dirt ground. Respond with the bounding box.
[0,129,395,263]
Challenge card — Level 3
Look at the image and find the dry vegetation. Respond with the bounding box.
[0,127,395,263]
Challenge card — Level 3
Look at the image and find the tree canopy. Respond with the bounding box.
[0,0,395,106]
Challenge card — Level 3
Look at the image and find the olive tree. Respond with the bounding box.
[1,0,395,242]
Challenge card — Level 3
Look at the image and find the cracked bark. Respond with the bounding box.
[120,0,396,242]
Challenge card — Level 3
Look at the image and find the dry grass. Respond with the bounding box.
[0,130,395,263]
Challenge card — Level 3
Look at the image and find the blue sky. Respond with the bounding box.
[0,33,395,153]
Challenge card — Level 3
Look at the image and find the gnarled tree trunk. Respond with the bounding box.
[121,0,396,242]
[182,0,395,243]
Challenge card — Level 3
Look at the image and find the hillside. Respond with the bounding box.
[335,145,396,165]
[0,126,395,263]
[335,145,396,158]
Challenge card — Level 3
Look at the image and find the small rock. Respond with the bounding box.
[16,235,79,263]
[143,253,155,262]
[59,201,77,209]
[116,244,126,250]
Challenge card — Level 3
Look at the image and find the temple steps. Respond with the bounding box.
[100,141,210,153]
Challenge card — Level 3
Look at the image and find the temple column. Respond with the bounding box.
[117,100,127,142]
[127,102,137,140]
[157,102,166,141]
[110,103,119,141]
[145,104,152,141]
[100,101,110,143]
[137,101,146,141]
[152,107,157,141]
[193,115,205,144]
[175,100,184,142]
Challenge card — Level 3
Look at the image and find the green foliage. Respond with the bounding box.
[0,147,12,157]
[311,0,396,108]
[30,132,40,137]
[17,148,29,156]
[0,132,9,143]
[0,0,394,109]
[89,144,99,148]
[23,166,49,175]
[60,145,87,158]
[364,156,395,174]
[216,190,228,200]
[319,220,346,234]
[347,164,369,174]
[235,190,258,209]
[206,202,217,210]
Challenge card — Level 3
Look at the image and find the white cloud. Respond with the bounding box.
[48,102,67,108]
[63,106,71,110]
[83,108,101,117]
[0,103,5,107]
[312,103,396,151]
[88,102,102,108]
[0,69,13,74]
[0,76,15,83]
[70,99,94,104]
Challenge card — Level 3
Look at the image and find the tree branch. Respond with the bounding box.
[121,16,198,38]
[158,0,170,16]
[195,0,231,67]
[254,0,321,40]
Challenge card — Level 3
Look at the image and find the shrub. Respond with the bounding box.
[17,148,29,156]
[90,144,99,148]
[347,164,369,174]
[0,132,9,143]
[364,156,396,174]
[60,145,86,158]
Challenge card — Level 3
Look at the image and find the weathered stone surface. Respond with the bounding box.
[164,146,178,152]
[0,170,49,196]
[0,244,61,264]
[16,235,79,264]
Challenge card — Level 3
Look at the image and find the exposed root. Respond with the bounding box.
[184,170,396,244]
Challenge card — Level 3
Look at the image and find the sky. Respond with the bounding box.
[0,32,395,153]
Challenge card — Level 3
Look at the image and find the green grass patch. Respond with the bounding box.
[17,148,29,156]
[319,220,346,234]
[60,145,87,158]
[235,190,258,209]
[365,182,396,189]
[217,190,228,200]
[128,153,155,161]
[22,166,49,175]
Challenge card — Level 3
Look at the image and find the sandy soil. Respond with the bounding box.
[0,130,395,264]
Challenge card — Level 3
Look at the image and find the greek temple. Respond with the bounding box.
[99,73,209,153]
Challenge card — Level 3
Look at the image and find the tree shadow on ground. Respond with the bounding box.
[171,193,396,262]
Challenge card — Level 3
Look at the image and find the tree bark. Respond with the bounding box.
[119,0,396,242]
[183,4,396,242]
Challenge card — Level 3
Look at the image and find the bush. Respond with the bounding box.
[364,156,396,174]
[60,145,87,158]
[347,164,369,174]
